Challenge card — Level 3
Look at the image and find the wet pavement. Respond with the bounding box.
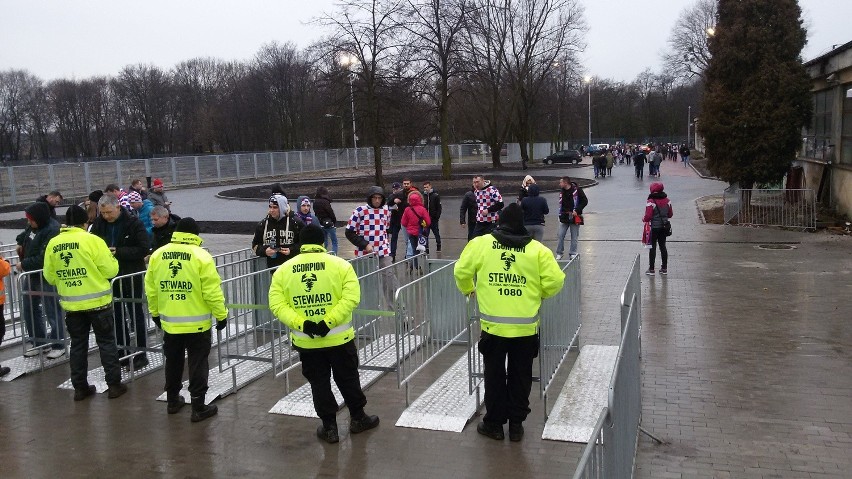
[1,158,851,478]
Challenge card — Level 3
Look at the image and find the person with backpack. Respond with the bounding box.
[643,182,674,276]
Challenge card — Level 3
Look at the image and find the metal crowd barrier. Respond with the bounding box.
[16,269,68,368]
[724,187,816,230]
[396,260,468,405]
[110,270,153,378]
[466,256,583,417]
[573,254,644,479]
[1,255,25,348]
[619,254,642,356]
[538,256,582,419]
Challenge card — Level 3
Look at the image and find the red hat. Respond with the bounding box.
[152,178,164,188]
[25,212,35,223]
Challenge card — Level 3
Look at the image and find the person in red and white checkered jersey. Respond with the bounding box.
[345,186,396,306]
[472,175,504,238]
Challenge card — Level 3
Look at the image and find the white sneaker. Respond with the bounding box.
[23,347,43,357]
[46,349,66,360]
[555,254,563,260]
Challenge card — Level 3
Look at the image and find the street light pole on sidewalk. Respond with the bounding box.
[687,105,692,146]
[584,76,592,148]
[340,53,359,169]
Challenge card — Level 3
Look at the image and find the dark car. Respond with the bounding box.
[543,149,582,165]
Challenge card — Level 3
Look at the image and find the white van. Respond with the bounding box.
[587,143,610,155]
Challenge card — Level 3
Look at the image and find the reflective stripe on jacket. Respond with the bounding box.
[144,232,227,334]
[43,227,119,311]
[268,244,360,349]
[454,234,565,338]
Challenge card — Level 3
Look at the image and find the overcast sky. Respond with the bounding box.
[1,0,848,83]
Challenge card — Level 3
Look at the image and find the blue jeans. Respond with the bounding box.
[556,222,579,256]
[682,155,690,167]
[21,275,64,348]
[322,226,338,255]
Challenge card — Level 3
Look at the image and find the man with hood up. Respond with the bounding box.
[15,201,65,358]
[345,186,395,306]
[295,196,319,227]
[252,194,304,269]
[400,190,431,271]
[454,203,564,442]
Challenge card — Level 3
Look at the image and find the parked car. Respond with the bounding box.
[543,149,582,165]
[586,143,610,156]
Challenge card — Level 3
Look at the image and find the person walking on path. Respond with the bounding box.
[643,182,673,276]
[633,148,647,179]
[269,224,380,444]
[16,201,65,358]
[454,203,565,442]
[459,187,477,241]
[520,183,549,242]
[401,190,430,272]
[679,143,691,168]
[422,181,442,253]
[472,176,504,238]
[145,217,225,422]
[43,205,127,401]
[0,253,11,377]
[554,177,588,260]
[312,186,338,255]
[386,182,405,262]
[345,186,396,307]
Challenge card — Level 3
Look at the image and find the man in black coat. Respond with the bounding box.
[150,205,181,252]
[90,194,151,369]
[422,181,442,252]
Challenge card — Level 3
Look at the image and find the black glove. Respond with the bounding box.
[216,319,227,331]
[152,316,161,329]
[302,320,331,338]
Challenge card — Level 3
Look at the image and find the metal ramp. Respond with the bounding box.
[268,333,423,417]
[395,345,482,432]
[0,323,25,350]
[0,334,103,382]
[56,354,165,392]
[155,340,288,405]
[542,345,618,442]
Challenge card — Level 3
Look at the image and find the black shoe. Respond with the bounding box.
[107,383,128,399]
[349,414,380,434]
[0,365,10,377]
[190,397,218,422]
[132,354,149,370]
[167,395,186,414]
[436,246,441,252]
[509,422,524,442]
[74,384,97,401]
[316,424,340,443]
[476,421,504,440]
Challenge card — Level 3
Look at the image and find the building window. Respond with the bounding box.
[841,86,852,165]
[803,89,832,160]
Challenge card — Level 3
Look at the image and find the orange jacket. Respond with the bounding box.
[0,256,10,305]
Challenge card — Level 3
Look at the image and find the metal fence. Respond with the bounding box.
[466,255,583,416]
[0,143,524,207]
[723,186,816,230]
[16,270,67,367]
[573,254,643,479]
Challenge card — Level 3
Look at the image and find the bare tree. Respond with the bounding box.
[317,0,407,185]
[402,0,471,178]
[112,64,175,155]
[662,0,717,80]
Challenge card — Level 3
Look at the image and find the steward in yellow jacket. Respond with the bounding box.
[144,218,225,422]
[269,223,379,443]
[454,203,565,442]
[43,205,126,400]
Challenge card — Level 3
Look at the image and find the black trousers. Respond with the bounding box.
[298,340,367,423]
[66,307,122,389]
[163,330,211,398]
[479,331,539,425]
[648,227,668,269]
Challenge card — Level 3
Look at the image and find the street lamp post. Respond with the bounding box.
[584,76,592,149]
[340,53,359,169]
[687,105,692,146]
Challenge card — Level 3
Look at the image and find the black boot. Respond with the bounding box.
[349,410,379,434]
[190,396,218,422]
[509,421,524,442]
[476,421,504,440]
[107,383,128,399]
[316,421,340,444]
[167,394,186,414]
[74,384,97,401]
[0,364,10,377]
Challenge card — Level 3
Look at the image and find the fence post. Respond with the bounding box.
[116,160,122,185]
[145,158,151,178]
[253,153,259,179]
[299,151,304,173]
[235,155,241,180]
[170,157,178,186]
[9,167,17,204]
[194,156,201,185]
[285,152,290,174]
[83,162,92,195]
[48,164,56,191]
[270,152,275,176]
[216,155,222,182]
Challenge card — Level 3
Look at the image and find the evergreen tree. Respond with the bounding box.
[700,0,812,188]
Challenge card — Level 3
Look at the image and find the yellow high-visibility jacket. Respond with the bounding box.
[454,233,565,338]
[269,244,360,349]
[144,232,227,334]
[43,227,119,312]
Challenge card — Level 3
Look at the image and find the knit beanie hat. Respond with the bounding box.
[299,224,325,246]
[174,217,200,235]
[66,205,89,226]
